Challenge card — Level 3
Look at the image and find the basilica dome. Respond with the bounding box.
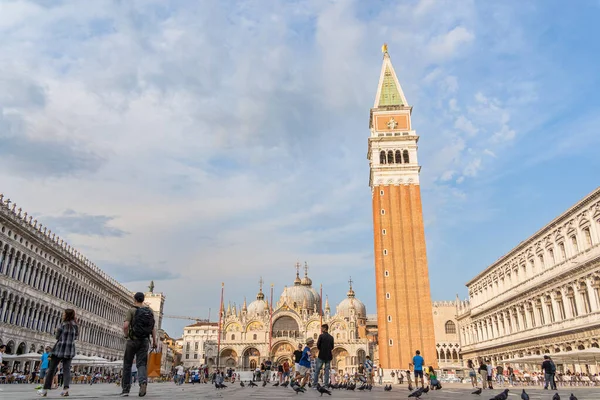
[280,283,318,310]
[279,267,320,311]
[336,283,366,318]
[247,286,268,316]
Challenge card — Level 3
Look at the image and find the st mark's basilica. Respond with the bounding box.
[205,264,370,372]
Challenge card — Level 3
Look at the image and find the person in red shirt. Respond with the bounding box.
[282,360,290,383]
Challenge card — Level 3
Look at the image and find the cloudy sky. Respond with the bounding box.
[1,0,599,337]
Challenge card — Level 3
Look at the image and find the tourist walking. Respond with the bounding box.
[542,355,557,390]
[486,361,494,389]
[412,350,425,388]
[298,338,313,386]
[364,355,374,385]
[507,364,514,386]
[38,308,78,397]
[39,347,50,384]
[377,365,384,385]
[120,292,157,397]
[313,324,334,388]
[467,359,477,388]
[496,364,504,385]
[478,360,488,389]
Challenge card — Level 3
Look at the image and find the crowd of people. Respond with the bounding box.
[3,291,600,397]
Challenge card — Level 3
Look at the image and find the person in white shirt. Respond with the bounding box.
[175,364,184,385]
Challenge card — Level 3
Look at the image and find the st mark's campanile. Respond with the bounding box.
[368,44,437,370]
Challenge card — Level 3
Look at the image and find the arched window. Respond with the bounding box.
[403,150,410,164]
[253,334,257,340]
[380,151,386,164]
[231,334,235,340]
[313,333,318,339]
[387,151,394,164]
[445,320,456,334]
[395,150,402,163]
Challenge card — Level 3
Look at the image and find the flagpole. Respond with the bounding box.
[320,284,323,326]
[269,283,274,360]
[217,282,224,370]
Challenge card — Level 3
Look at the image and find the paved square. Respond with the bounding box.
[1,383,599,399]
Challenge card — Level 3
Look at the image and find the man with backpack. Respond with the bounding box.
[542,355,557,390]
[121,292,157,397]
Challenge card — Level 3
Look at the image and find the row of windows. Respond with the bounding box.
[465,277,600,345]
[379,150,410,165]
[0,234,129,324]
[473,222,598,298]
[0,289,124,350]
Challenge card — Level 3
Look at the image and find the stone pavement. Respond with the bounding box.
[1,383,600,399]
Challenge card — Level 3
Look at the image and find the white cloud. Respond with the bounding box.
[454,115,479,136]
[427,26,475,61]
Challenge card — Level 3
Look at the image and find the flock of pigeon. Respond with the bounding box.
[216,380,582,399]
[471,387,579,400]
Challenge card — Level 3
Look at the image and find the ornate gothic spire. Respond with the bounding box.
[243,297,247,311]
[255,277,265,300]
[347,276,355,298]
[325,295,330,311]
[294,262,302,285]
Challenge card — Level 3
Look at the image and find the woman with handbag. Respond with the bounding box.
[39,309,78,397]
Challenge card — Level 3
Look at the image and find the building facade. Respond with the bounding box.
[213,265,369,373]
[457,187,600,373]
[0,194,134,370]
[181,321,219,369]
[367,45,437,369]
[432,301,461,369]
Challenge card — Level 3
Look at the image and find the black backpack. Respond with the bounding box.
[130,307,155,339]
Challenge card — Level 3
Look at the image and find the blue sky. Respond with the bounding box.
[1,0,599,337]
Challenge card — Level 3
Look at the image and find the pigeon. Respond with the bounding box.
[489,389,510,400]
[408,382,414,391]
[383,384,392,392]
[273,381,280,387]
[281,381,290,388]
[317,384,331,396]
[409,387,425,399]
[472,388,482,395]
[553,394,560,400]
[262,380,267,387]
[248,381,257,387]
[240,382,245,387]
[520,389,529,400]
[570,394,578,400]
[358,384,366,391]
[422,386,430,394]
[366,384,373,391]
[293,385,305,394]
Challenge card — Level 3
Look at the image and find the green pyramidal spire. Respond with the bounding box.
[378,65,403,106]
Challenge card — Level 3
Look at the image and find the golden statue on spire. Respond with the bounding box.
[382,43,388,54]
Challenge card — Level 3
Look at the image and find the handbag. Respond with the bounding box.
[147,350,162,378]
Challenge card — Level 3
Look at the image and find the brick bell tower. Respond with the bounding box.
[368,44,436,370]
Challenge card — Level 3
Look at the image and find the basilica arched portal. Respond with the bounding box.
[271,341,295,366]
[219,348,238,368]
[242,347,260,370]
[332,347,349,371]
